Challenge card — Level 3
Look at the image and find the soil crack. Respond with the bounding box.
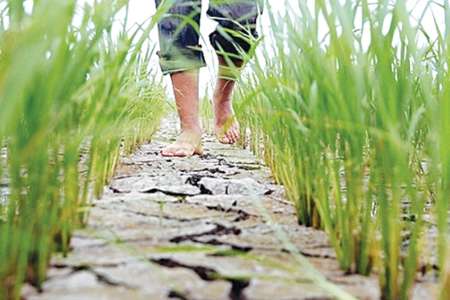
[119,207,199,223]
[205,204,252,222]
[56,264,137,290]
[185,174,214,195]
[142,187,200,197]
[169,223,242,244]
[168,290,191,300]
[193,238,253,253]
[151,258,250,300]
[281,248,335,260]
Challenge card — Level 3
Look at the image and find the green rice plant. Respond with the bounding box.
[200,94,214,134]
[236,0,448,298]
[434,1,450,295]
[436,0,450,272]
[440,245,450,300]
[0,1,165,299]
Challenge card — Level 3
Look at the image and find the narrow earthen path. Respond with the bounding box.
[23,117,380,300]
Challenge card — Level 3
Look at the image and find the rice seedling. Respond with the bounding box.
[236,0,449,298]
[200,94,215,134]
[0,1,165,299]
[435,1,450,295]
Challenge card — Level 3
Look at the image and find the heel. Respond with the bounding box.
[195,145,204,156]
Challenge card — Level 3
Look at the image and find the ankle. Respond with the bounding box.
[213,89,232,104]
[181,126,202,136]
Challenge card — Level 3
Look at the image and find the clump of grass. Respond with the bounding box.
[236,0,449,298]
[0,1,165,298]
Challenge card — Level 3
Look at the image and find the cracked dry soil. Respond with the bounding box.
[22,117,426,300]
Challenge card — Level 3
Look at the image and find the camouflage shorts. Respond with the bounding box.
[155,0,261,75]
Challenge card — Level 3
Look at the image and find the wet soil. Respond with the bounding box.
[21,118,436,300]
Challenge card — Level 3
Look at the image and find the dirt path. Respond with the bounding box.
[23,117,380,300]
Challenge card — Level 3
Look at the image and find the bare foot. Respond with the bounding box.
[161,130,203,157]
[213,61,242,145]
[214,101,240,145]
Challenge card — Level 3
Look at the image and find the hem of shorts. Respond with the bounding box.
[160,62,207,75]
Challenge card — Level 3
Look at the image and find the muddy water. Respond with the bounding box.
[21,117,436,300]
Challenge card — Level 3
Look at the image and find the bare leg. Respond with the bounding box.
[213,57,242,144]
[161,70,203,157]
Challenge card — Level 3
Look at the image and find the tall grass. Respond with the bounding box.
[0,0,165,298]
[236,0,449,298]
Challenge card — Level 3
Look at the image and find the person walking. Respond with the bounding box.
[155,0,261,157]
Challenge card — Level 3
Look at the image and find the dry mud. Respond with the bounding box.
[22,118,436,300]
